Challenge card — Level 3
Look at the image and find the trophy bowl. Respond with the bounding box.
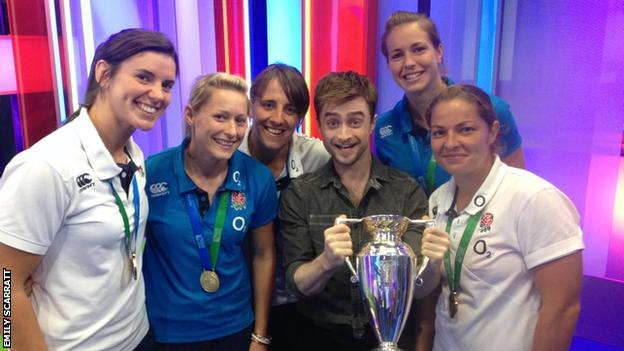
[337,214,432,351]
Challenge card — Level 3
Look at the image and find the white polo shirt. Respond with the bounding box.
[429,156,584,351]
[239,128,330,183]
[0,109,149,350]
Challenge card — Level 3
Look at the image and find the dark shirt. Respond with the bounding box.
[280,157,428,326]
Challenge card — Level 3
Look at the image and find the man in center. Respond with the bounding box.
[279,71,449,351]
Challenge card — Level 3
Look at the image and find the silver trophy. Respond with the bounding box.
[337,215,434,351]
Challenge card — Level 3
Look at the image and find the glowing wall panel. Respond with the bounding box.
[8,0,58,147]
[304,0,378,138]
[496,0,624,280]
[0,36,16,94]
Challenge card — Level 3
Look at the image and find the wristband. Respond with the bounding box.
[251,332,272,345]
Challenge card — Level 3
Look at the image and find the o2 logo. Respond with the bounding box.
[473,240,492,258]
[232,216,246,231]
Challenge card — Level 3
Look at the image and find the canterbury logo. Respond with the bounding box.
[149,182,169,197]
[379,125,393,138]
[76,173,94,192]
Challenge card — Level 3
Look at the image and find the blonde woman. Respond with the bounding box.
[143,73,277,351]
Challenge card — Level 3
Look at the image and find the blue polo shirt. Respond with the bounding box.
[374,81,522,195]
[143,138,277,343]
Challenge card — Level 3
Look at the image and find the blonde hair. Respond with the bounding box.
[185,73,249,136]
[187,72,249,113]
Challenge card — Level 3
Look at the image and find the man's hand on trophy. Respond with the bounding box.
[421,225,450,265]
[319,215,354,271]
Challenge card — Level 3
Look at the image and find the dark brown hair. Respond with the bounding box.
[250,63,310,120]
[381,11,442,61]
[426,84,504,151]
[68,28,178,121]
[314,71,377,121]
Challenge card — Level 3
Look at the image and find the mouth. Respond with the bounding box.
[263,125,286,136]
[441,153,468,161]
[135,101,159,114]
[402,71,424,82]
[214,137,237,148]
[334,142,357,151]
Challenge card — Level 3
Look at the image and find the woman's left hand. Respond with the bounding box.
[421,226,450,264]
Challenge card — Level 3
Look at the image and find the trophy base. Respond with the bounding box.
[372,342,403,351]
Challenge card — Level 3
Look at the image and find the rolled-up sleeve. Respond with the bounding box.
[402,181,428,263]
[279,181,313,297]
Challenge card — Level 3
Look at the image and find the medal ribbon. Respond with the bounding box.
[443,208,483,297]
[184,191,230,272]
[108,178,140,259]
[408,134,437,194]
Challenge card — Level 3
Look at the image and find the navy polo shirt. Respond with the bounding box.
[374,82,522,195]
[143,138,277,343]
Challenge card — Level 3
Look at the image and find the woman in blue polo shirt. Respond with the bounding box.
[374,11,524,195]
[144,73,277,351]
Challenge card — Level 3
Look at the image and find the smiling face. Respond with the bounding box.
[98,51,176,132]
[385,22,444,97]
[250,78,300,154]
[318,97,374,168]
[186,88,249,162]
[430,98,499,183]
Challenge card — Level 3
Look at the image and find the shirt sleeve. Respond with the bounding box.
[402,180,429,263]
[0,157,70,254]
[250,168,278,229]
[516,187,584,269]
[279,181,313,297]
[491,96,523,157]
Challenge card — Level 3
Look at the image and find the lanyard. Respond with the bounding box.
[184,191,229,272]
[408,134,437,194]
[443,208,483,295]
[108,178,140,257]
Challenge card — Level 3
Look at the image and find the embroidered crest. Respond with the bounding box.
[231,191,246,211]
[479,213,494,232]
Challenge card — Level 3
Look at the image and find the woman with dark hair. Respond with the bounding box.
[425,84,583,350]
[375,11,524,196]
[0,28,178,350]
[238,63,329,350]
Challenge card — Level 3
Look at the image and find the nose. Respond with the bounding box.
[268,107,286,125]
[337,123,352,141]
[404,52,417,68]
[223,119,238,137]
[148,83,165,102]
[443,131,460,149]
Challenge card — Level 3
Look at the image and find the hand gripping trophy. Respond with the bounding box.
[337,215,434,351]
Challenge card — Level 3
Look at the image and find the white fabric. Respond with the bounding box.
[0,109,149,350]
[239,128,330,184]
[429,156,584,351]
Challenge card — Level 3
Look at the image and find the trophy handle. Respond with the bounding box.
[413,219,435,286]
[334,217,361,283]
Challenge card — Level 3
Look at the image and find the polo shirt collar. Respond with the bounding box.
[318,156,389,191]
[397,77,455,137]
[445,156,507,216]
[74,108,143,181]
[240,126,299,180]
[175,137,248,194]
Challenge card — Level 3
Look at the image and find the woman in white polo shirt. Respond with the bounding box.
[237,63,329,351]
[423,84,583,350]
[0,29,178,350]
